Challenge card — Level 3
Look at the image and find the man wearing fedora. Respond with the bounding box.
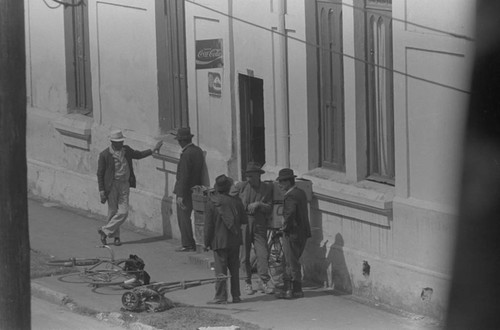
[231,161,274,295]
[276,168,311,299]
[204,174,247,304]
[97,129,163,246]
[172,127,205,252]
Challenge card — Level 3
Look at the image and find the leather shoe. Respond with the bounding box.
[175,246,196,252]
[97,228,107,245]
[232,297,242,303]
[114,237,122,246]
[206,299,227,305]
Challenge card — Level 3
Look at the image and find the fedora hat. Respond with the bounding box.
[245,161,265,174]
[214,174,233,193]
[109,129,125,142]
[171,127,194,140]
[276,168,297,181]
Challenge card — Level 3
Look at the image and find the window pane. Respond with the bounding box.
[317,2,345,171]
[366,5,394,183]
[64,2,92,115]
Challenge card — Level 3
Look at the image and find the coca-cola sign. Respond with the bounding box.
[196,39,223,70]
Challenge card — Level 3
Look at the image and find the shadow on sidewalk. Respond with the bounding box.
[121,236,167,245]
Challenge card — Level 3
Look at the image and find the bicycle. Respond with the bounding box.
[46,245,145,288]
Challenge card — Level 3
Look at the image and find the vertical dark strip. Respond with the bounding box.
[0,0,29,329]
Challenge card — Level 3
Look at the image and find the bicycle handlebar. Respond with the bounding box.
[95,245,115,261]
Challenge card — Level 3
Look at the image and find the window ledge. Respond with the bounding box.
[53,114,93,150]
[303,170,394,227]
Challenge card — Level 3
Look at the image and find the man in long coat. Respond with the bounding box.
[172,127,205,252]
[276,168,311,299]
[204,174,248,304]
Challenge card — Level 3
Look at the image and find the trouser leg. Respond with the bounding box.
[240,218,255,283]
[102,181,129,238]
[228,246,241,299]
[282,235,306,284]
[253,223,270,283]
[177,201,195,248]
[213,249,228,301]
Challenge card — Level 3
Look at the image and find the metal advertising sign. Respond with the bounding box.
[208,72,222,96]
[195,39,223,70]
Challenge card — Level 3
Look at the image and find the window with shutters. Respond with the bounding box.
[64,0,92,115]
[365,0,394,184]
[317,0,345,171]
[157,0,189,133]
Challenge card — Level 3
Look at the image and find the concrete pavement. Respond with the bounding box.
[32,296,123,330]
[29,197,443,330]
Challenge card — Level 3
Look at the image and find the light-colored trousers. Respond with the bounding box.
[102,180,130,238]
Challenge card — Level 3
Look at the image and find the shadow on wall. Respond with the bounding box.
[302,201,352,294]
[302,202,327,286]
[201,150,210,187]
[161,172,173,239]
[326,233,353,294]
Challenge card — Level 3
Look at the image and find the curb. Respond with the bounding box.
[31,281,159,330]
[31,282,73,306]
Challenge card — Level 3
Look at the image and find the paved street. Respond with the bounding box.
[29,197,443,330]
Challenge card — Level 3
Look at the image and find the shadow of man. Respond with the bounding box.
[326,233,352,295]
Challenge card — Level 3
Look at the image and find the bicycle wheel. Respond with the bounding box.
[57,272,89,284]
[47,258,101,267]
[83,269,137,287]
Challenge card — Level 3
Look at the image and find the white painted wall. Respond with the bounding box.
[88,0,160,136]
[185,1,234,179]
[25,0,66,112]
[393,0,475,208]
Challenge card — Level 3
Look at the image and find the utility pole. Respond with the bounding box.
[445,1,500,329]
[0,0,30,329]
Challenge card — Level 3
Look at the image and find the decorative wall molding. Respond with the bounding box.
[54,114,93,150]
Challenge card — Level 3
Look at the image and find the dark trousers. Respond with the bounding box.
[176,202,196,248]
[282,234,307,283]
[241,217,270,283]
[213,247,241,301]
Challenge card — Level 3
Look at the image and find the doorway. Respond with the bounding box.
[239,74,265,179]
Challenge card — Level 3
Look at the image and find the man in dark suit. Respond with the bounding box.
[97,129,162,246]
[276,168,311,299]
[204,174,248,304]
[172,127,205,252]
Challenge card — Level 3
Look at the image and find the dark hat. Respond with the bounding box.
[214,174,233,193]
[276,168,297,181]
[109,129,125,142]
[245,161,265,174]
[171,127,194,140]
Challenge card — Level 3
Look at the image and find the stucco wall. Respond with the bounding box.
[185,1,235,179]
[25,0,66,112]
[25,0,180,238]
[393,0,475,207]
[88,0,160,136]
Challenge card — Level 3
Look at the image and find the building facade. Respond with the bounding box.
[25,0,476,319]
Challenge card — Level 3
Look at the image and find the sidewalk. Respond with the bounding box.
[29,197,442,330]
